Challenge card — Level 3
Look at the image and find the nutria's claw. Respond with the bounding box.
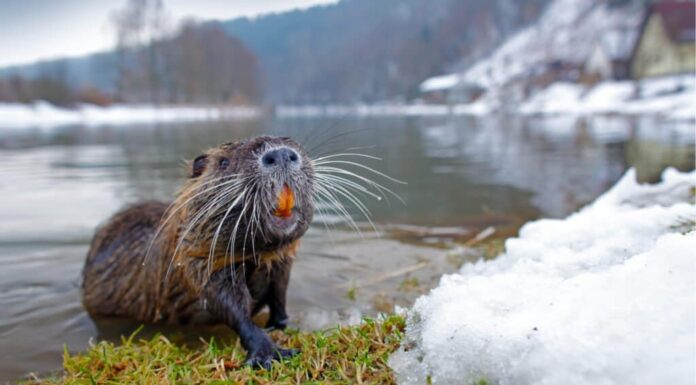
[246,346,299,369]
[265,316,289,330]
[277,347,300,359]
[246,353,274,369]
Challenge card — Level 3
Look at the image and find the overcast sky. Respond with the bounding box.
[0,0,337,68]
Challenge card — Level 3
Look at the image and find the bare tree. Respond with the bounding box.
[109,1,260,104]
[173,22,261,104]
[32,61,73,106]
[111,0,171,103]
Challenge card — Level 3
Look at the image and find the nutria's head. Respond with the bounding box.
[175,136,314,258]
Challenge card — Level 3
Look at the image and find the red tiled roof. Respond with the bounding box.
[651,1,696,42]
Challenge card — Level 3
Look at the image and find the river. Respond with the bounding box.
[0,114,692,380]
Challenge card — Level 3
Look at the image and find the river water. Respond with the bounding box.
[0,114,693,380]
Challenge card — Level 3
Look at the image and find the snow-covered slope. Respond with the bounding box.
[461,0,643,89]
[390,168,696,385]
[417,0,694,120]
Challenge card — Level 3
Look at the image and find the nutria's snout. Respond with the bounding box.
[182,135,315,251]
[260,147,301,169]
[257,147,304,234]
[250,142,312,239]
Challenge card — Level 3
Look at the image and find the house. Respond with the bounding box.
[419,74,484,104]
[419,74,459,103]
[585,28,638,81]
[630,1,696,79]
[527,60,582,92]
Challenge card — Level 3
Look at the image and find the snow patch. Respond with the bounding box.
[516,75,695,120]
[390,168,696,385]
[0,101,261,128]
[420,74,460,93]
[579,81,635,113]
[519,82,585,115]
[275,103,490,117]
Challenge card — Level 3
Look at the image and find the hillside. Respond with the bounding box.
[222,0,549,102]
[415,0,694,121]
[422,0,649,103]
[0,52,117,96]
[459,0,645,90]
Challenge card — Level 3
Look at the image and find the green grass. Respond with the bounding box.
[478,238,506,260]
[32,315,406,385]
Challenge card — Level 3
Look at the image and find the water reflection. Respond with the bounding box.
[0,115,692,380]
[422,115,693,217]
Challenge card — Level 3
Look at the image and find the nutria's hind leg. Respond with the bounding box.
[205,267,298,368]
[264,258,293,330]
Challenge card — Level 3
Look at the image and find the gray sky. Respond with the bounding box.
[0,0,337,67]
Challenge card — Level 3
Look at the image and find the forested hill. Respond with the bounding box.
[0,0,549,104]
[223,0,548,103]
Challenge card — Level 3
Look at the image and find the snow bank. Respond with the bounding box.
[518,75,695,121]
[390,168,696,385]
[579,81,634,113]
[519,82,585,115]
[276,83,693,120]
[0,101,262,128]
[278,82,692,119]
[275,103,490,118]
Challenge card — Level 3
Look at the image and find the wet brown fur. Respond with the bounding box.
[82,200,299,324]
[82,136,313,366]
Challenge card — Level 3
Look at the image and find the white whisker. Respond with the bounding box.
[316,173,383,200]
[317,178,377,233]
[143,176,243,266]
[311,153,382,163]
[166,181,245,280]
[313,160,405,185]
[315,166,404,204]
[315,185,362,236]
[207,188,248,277]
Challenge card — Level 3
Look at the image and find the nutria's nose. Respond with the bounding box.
[261,148,300,169]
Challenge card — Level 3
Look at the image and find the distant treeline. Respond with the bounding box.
[110,22,261,105]
[0,0,261,106]
[0,0,550,105]
[0,64,99,106]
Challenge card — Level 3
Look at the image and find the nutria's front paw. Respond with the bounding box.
[245,351,274,369]
[245,346,299,369]
[265,316,289,330]
[277,347,300,359]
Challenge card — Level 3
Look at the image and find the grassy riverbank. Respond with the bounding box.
[26,235,511,385]
[32,315,405,385]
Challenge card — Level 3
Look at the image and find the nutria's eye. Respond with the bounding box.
[219,158,230,169]
[191,154,208,178]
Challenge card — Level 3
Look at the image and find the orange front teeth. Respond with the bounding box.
[274,184,295,218]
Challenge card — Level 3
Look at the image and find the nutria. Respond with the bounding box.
[82,135,316,367]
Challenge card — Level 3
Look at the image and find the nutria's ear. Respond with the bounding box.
[191,154,208,178]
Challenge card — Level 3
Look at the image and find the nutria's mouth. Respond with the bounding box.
[271,183,297,232]
[274,184,295,219]
[271,212,297,232]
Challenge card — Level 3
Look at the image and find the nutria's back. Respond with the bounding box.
[83,201,170,321]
